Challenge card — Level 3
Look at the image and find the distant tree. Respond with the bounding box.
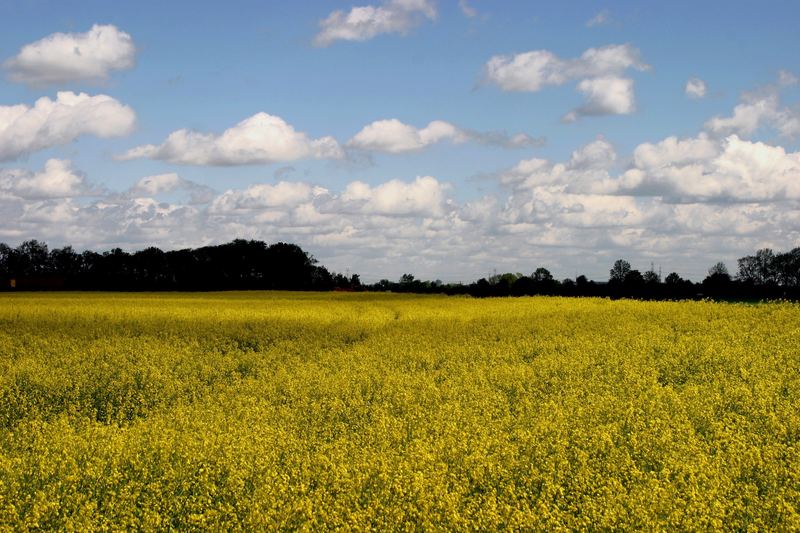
[0,243,13,277]
[133,247,167,287]
[575,274,589,288]
[16,240,50,275]
[491,273,519,295]
[737,248,776,285]
[703,262,732,296]
[664,272,683,285]
[531,267,554,283]
[609,259,631,284]
[774,248,800,287]
[49,246,82,278]
[708,262,730,279]
[624,269,645,289]
[400,273,415,285]
[643,269,661,285]
[560,278,576,295]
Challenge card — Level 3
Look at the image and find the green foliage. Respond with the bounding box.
[0,292,799,529]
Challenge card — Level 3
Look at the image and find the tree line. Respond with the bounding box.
[0,239,360,291]
[365,248,800,300]
[1,239,798,300]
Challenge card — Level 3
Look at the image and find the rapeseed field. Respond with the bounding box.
[0,292,798,530]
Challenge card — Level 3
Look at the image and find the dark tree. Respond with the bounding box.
[531,267,554,283]
[643,269,660,285]
[16,240,50,276]
[609,259,631,284]
[623,269,645,292]
[774,248,800,287]
[708,262,730,279]
[703,262,733,297]
[737,249,776,285]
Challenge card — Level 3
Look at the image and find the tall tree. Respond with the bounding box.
[609,259,631,284]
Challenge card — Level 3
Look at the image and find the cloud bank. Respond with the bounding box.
[4,126,800,281]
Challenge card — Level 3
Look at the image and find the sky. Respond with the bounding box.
[0,0,799,282]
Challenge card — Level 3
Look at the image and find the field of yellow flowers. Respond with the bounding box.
[0,292,798,529]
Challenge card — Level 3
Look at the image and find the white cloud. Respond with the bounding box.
[484,43,647,92]
[562,76,635,122]
[118,112,343,166]
[0,159,89,199]
[685,77,707,99]
[568,138,617,170]
[336,175,450,216]
[484,44,647,121]
[347,118,542,153]
[618,135,800,202]
[495,131,800,204]
[313,0,436,47]
[493,138,618,195]
[704,73,800,138]
[210,182,319,213]
[705,94,778,137]
[632,134,719,169]
[348,119,461,153]
[4,89,800,283]
[586,9,612,27]
[1,158,798,282]
[0,92,136,161]
[4,24,135,86]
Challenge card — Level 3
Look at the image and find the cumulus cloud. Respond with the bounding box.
[704,72,800,138]
[118,112,343,166]
[685,77,707,99]
[4,24,136,86]
[1,156,799,282]
[631,134,719,169]
[586,9,612,27]
[313,0,436,47]
[562,76,635,122]
[336,176,450,216]
[484,43,647,92]
[210,181,320,214]
[347,118,543,153]
[619,135,800,202]
[0,159,91,199]
[484,44,647,120]
[494,138,619,194]
[494,131,800,204]
[4,85,800,282]
[0,92,136,161]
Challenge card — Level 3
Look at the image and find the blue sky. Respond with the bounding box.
[1,0,799,281]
